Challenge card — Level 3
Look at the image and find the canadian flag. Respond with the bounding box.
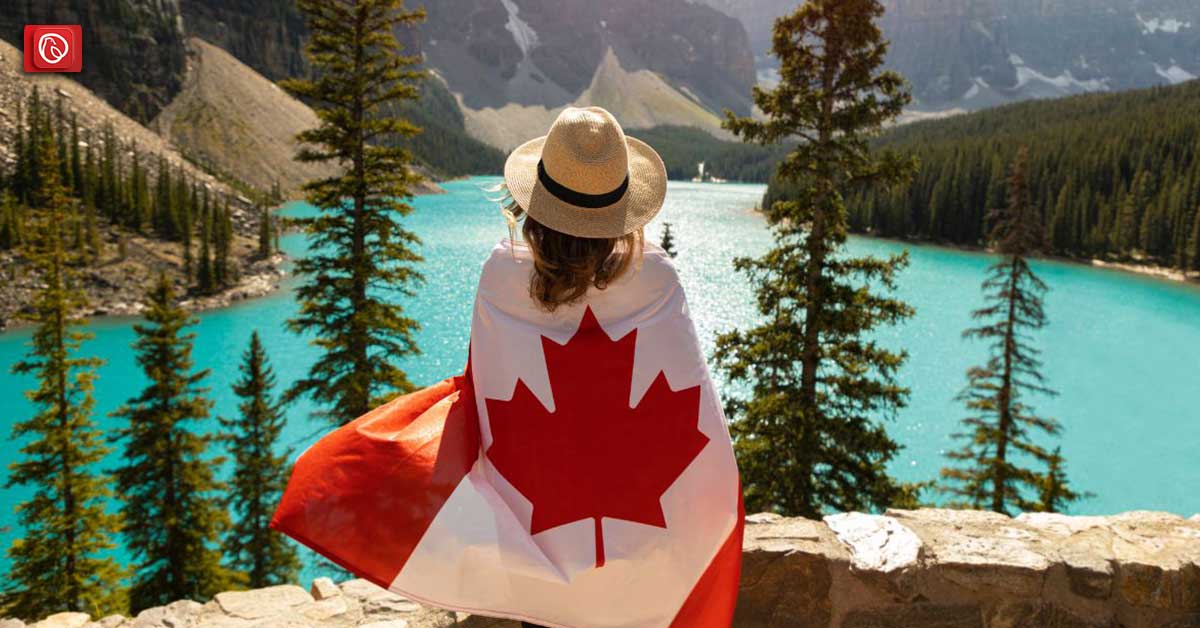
[272,241,743,628]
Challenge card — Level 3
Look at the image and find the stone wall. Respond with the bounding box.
[8,509,1200,628]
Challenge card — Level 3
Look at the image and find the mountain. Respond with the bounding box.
[177,0,756,151]
[699,0,1200,113]
[151,38,345,196]
[0,0,188,121]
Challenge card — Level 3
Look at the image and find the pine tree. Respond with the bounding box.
[717,0,918,516]
[197,202,215,294]
[660,222,677,258]
[257,205,273,259]
[219,332,299,587]
[214,199,233,286]
[110,275,233,611]
[85,206,102,260]
[69,112,82,197]
[99,123,118,222]
[940,147,1083,515]
[1187,206,1200,273]
[1,126,124,620]
[281,0,428,425]
[181,183,196,277]
[0,192,22,250]
[1038,447,1089,513]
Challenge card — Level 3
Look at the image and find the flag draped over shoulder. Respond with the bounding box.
[272,240,743,628]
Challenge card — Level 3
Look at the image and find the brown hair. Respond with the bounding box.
[496,185,642,311]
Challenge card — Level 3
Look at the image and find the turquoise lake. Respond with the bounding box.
[1,176,1199,574]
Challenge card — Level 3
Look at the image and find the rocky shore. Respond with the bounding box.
[0,230,287,332]
[6,508,1199,628]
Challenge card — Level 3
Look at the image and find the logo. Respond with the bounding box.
[23,25,82,73]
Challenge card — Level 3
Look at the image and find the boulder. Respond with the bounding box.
[31,614,89,628]
[213,586,312,620]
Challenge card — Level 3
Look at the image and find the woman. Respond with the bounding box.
[273,107,743,628]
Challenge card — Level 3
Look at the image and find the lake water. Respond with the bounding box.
[2,176,1199,578]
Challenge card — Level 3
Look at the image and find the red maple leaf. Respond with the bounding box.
[485,306,709,568]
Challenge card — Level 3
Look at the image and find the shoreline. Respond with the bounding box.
[0,253,289,334]
[853,233,1200,287]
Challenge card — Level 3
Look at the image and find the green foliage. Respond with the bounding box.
[257,205,274,259]
[4,87,241,294]
[219,332,299,588]
[197,200,216,295]
[391,79,505,177]
[281,0,427,425]
[0,191,24,250]
[939,148,1086,515]
[660,222,678,258]
[628,125,792,183]
[803,81,1200,270]
[110,275,234,612]
[717,0,918,517]
[2,124,124,620]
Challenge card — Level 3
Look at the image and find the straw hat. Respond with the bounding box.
[504,107,667,239]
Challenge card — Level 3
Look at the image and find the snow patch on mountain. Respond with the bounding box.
[1137,14,1191,35]
[501,0,539,57]
[1009,54,1109,92]
[1154,63,1197,84]
[963,77,989,100]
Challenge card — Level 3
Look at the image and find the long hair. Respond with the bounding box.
[491,184,643,312]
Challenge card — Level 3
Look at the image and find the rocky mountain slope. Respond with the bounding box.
[174,0,755,150]
[150,39,445,197]
[425,0,753,149]
[0,40,283,328]
[0,0,188,122]
[701,0,1200,113]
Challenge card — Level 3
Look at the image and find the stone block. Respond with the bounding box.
[213,585,312,620]
[310,577,341,601]
[31,614,89,628]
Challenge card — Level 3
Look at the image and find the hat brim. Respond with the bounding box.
[503,135,667,239]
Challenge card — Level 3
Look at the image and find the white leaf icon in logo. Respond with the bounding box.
[37,32,70,65]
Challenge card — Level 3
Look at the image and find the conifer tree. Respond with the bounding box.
[99,123,118,222]
[1038,447,1089,513]
[0,192,22,250]
[110,274,233,611]
[939,147,1084,515]
[717,0,918,516]
[1188,207,1200,273]
[282,0,428,425]
[1,126,124,620]
[660,222,678,258]
[197,202,215,294]
[257,205,273,259]
[69,112,82,197]
[214,199,233,286]
[83,133,98,209]
[219,332,299,587]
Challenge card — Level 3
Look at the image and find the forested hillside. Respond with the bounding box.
[767,80,1200,271]
[628,126,791,183]
[394,79,505,177]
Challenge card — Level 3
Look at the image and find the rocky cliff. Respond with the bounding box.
[174,0,755,150]
[700,0,1200,112]
[7,509,1200,628]
[0,0,188,122]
